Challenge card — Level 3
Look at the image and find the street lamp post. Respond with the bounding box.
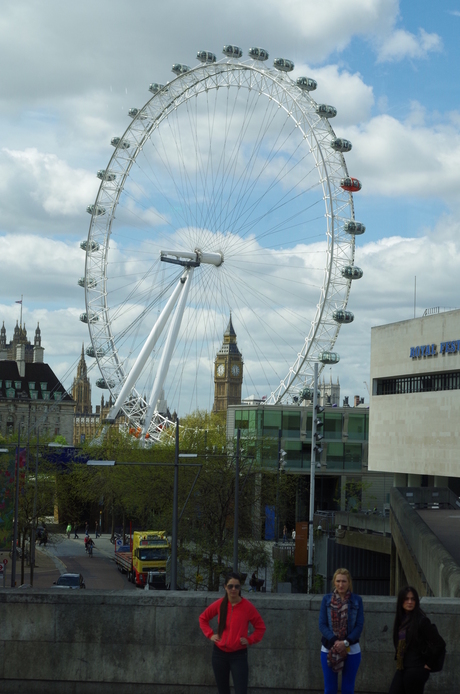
[233,429,240,573]
[307,353,338,592]
[274,429,286,545]
[11,425,22,588]
[171,419,180,591]
[29,429,40,586]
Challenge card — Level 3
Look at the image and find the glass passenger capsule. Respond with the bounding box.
[149,83,165,94]
[96,377,115,389]
[128,107,147,119]
[341,266,363,280]
[86,204,106,216]
[333,309,354,324]
[77,277,97,288]
[344,221,366,235]
[79,240,100,252]
[319,351,340,365]
[299,386,314,401]
[171,63,191,75]
[296,76,317,91]
[273,58,294,72]
[248,47,269,61]
[111,137,131,149]
[97,169,116,182]
[340,178,362,193]
[79,312,99,324]
[222,45,243,58]
[330,138,352,152]
[86,345,106,358]
[197,51,216,63]
[316,104,337,118]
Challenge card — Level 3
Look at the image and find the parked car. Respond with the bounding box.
[52,573,85,589]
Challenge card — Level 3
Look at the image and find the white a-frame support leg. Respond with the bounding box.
[106,270,188,424]
[141,267,194,436]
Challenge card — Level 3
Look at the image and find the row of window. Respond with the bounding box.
[234,408,368,441]
[237,434,364,472]
[0,380,48,390]
[1,389,63,400]
[376,370,460,395]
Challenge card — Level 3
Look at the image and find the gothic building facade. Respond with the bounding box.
[71,345,114,445]
[0,322,74,442]
[213,316,244,412]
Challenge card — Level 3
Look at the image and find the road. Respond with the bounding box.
[2,531,275,592]
[1,533,137,590]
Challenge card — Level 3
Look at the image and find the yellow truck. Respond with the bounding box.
[115,530,170,588]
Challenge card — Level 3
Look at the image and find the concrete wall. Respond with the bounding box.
[369,309,460,476]
[390,487,460,597]
[0,590,458,694]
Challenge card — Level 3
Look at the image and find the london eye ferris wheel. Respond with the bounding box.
[80,45,364,440]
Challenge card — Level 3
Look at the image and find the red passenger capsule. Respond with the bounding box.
[340,177,362,192]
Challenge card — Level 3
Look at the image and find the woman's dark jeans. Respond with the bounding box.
[389,667,430,694]
[212,645,248,694]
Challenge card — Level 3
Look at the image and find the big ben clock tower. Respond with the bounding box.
[213,314,243,412]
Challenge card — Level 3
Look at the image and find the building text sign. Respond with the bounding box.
[410,341,460,358]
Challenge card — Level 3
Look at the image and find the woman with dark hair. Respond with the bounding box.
[199,572,266,694]
[319,568,364,694]
[388,586,435,694]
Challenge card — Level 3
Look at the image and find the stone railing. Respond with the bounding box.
[0,590,457,693]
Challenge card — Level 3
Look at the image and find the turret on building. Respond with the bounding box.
[213,315,244,412]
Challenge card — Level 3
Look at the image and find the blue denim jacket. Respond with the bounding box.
[319,592,364,649]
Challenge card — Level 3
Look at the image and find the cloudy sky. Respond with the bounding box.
[1,0,459,414]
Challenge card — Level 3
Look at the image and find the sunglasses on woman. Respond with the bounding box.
[226,583,241,589]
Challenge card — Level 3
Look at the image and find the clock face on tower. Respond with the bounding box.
[231,364,240,377]
[217,364,225,376]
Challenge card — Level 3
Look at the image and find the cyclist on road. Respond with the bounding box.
[87,537,95,557]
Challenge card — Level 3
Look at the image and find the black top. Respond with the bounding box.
[398,616,433,669]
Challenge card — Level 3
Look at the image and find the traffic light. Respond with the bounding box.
[313,405,324,455]
[279,448,287,472]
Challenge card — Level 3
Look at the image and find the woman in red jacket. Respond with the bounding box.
[199,572,266,694]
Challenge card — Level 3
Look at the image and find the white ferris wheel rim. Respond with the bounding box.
[83,51,357,438]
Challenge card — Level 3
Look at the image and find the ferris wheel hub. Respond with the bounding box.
[160,248,223,267]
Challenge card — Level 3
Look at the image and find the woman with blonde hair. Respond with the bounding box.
[319,568,364,694]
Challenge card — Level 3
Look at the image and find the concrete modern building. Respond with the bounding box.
[369,308,460,486]
[227,401,393,517]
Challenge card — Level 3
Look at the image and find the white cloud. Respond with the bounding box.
[2,148,97,217]
[0,148,98,234]
[344,114,460,201]
[0,234,84,303]
[377,27,443,63]
[333,220,460,398]
[293,64,374,126]
[280,0,398,61]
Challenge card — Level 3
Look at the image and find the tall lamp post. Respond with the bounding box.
[307,352,339,593]
[274,429,286,544]
[11,425,23,588]
[233,429,240,573]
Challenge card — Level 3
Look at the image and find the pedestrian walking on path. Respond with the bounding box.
[319,567,364,694]
[73,523,79,539]
[66,523,72,539]
[199,572,266,694]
